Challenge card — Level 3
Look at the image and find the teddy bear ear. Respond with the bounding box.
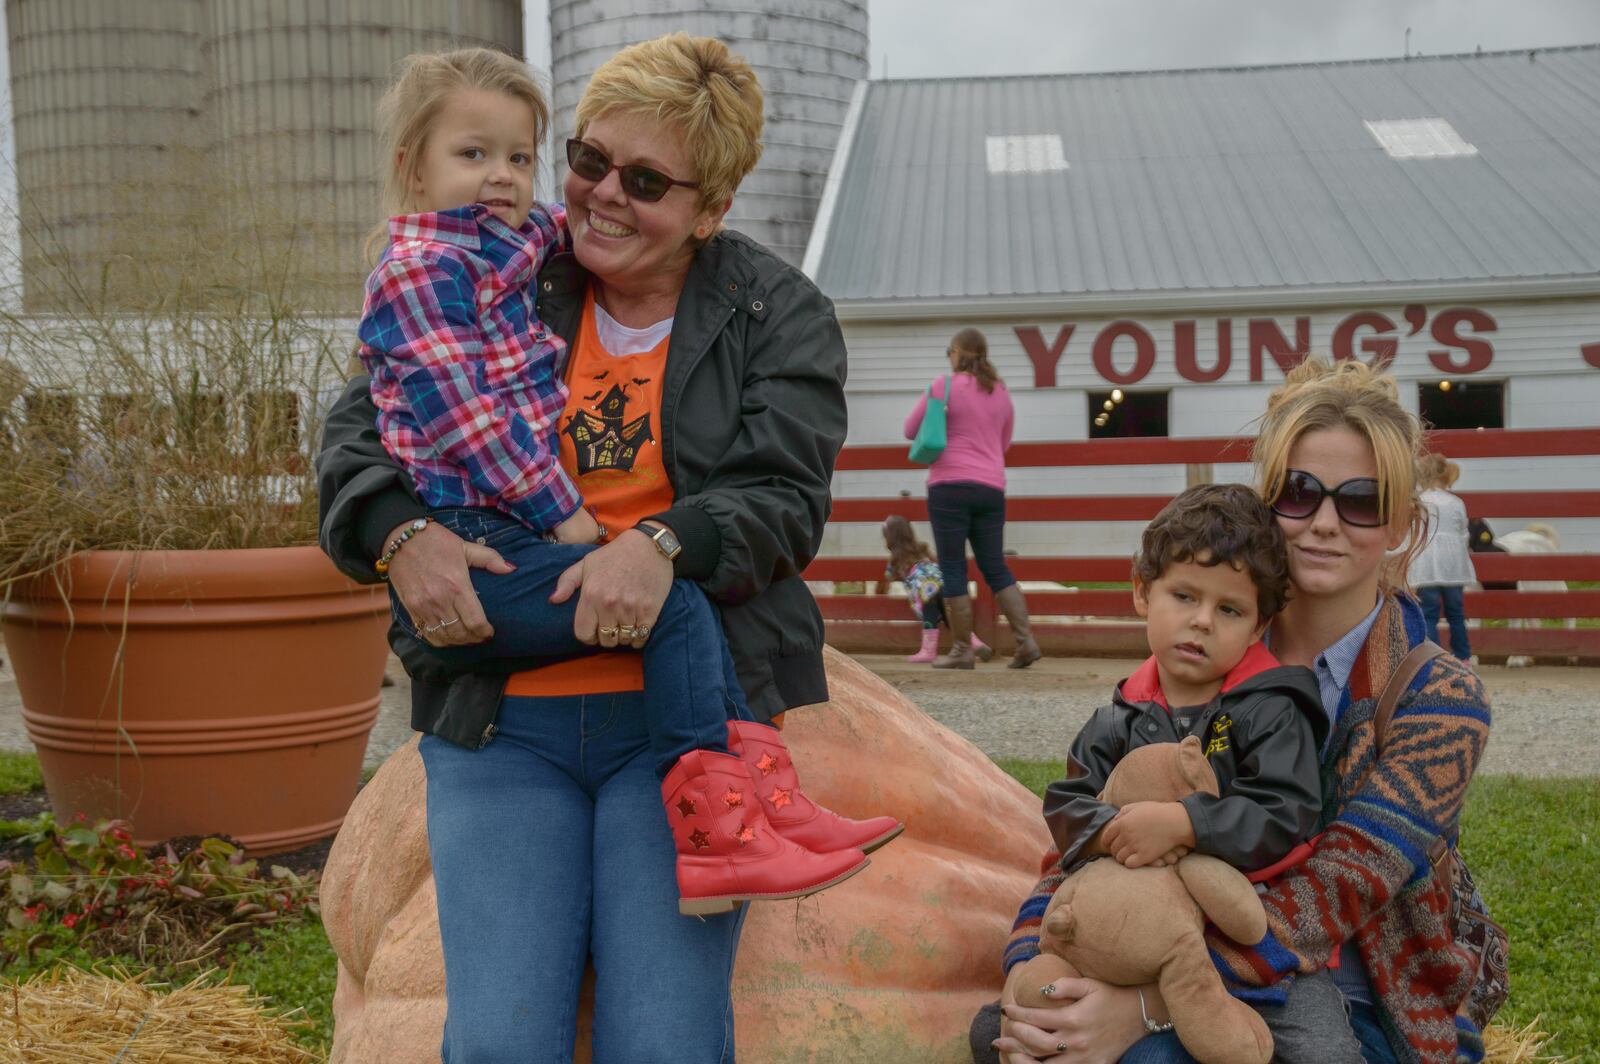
[1177,735,1220,796]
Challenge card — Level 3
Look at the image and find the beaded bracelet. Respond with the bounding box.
[375,517,431,578]
[1138,987,1175,1034]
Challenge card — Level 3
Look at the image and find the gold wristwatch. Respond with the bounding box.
[636,521,682,561]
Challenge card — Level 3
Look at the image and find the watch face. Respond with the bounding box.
[656,528,682,555]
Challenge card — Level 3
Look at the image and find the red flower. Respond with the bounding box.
[116,845,137,861]
[61,912,82,929]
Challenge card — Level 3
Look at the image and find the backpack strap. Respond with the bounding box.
[1372,638,1451,870]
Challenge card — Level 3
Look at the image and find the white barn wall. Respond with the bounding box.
[829,297,1600,562]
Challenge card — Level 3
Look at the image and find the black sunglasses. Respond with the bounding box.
[1270,469,1386,528]
[566,139,700,203]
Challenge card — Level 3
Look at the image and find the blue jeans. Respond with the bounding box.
[1416,585,1471,660]
[928,481,1016,596]
[398,507,751,776]
[421,690,746,1063]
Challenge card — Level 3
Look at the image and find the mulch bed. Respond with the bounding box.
[1,788,349,878]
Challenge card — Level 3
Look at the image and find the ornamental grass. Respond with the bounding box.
[0,966,319,1063]
[0,185,352,591]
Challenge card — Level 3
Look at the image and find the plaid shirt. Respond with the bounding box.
[358,202,581,533]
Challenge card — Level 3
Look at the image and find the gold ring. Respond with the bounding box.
[617,625,638,639]
[635,624,651,639]
[598,625,618,638]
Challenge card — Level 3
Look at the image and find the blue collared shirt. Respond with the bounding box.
[1311,596,1384,757]
[1269,595,1384,1006]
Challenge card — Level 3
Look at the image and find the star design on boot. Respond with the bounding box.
[755,752,780,777]
[676,796,698,819]
[734,823,757,845]
[770,787,793,810]
[688,829,711,850]
[720,788,744,809]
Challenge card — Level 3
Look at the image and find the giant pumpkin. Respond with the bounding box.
[321,647,1054,1063]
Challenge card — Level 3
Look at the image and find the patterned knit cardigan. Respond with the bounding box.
[1002,594,1493,1064]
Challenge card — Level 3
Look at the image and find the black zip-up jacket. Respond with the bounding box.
[315,229,848,747]
[1044,643,1327,873]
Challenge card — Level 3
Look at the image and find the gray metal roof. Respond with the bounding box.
[806,45,1600,305]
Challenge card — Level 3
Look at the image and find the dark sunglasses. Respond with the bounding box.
[566,138,700,203]
[1269,469,1386,528]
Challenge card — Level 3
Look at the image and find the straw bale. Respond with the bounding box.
[1,967,319,1063]
[1486,1015,1565,1064]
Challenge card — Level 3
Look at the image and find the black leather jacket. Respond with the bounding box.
[1044,647,1328,874]
[315,229,848,747]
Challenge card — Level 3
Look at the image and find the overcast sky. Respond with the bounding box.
[864,0,1600,78]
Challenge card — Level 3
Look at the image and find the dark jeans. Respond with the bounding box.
[928,481,1016,598]
[1416,585,1471,660]
[396,506,751,777]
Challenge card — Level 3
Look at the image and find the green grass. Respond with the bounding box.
[995,760,1599,1060]
[225,916,338,1051]
[0,750,43,795]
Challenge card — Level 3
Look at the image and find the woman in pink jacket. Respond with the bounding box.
[905,327,1041,669]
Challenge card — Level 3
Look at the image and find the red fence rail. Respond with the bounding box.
[809,428,1600,662]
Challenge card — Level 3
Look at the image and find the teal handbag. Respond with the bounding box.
[908,375,951,465]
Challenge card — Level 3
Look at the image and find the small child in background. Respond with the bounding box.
[881,515,992,664]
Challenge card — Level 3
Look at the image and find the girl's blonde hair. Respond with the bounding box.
[1419,452,1461,490]
[1253,358,1426,586]
[575,33,764,211]
[370,48,548,254]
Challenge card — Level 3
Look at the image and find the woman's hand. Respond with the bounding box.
[384,519,515,646]
[550,527,673,650]
[994,970,1151,1064]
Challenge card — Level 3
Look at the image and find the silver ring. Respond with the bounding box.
[1056,1041,1069,1053]
[438,617,459,628]
[634,624,650,640]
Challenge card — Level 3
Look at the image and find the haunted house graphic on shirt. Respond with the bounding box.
[562,381,655,474]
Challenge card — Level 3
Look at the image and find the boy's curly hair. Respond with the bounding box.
[1133,483,1291,620]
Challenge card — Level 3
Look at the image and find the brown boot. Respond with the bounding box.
[995,585,1042,669]
[932,594,976,669]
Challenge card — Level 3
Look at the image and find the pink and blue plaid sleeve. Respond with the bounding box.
[359,252,582,531]
[527,202,569,270]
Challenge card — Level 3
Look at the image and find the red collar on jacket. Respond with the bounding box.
[1121,641,1282,710]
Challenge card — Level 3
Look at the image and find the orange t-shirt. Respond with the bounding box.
[504,290,670,698]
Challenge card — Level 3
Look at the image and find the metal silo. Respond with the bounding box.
[549,0,869,266]
[6,0,209,311]
[202,0,524,309]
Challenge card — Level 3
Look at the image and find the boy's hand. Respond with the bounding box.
[1099,802,1196,868]
[551,508,603,545]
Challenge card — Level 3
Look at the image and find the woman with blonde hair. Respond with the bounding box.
[319,33,868,1061]
[990,359,1499,1064]
[905,327,1041,668]
[1411,453,1476,662]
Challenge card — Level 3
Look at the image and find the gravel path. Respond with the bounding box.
[2,652,1595,778]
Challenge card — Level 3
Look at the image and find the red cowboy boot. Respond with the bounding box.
[726,720,904,855]
[661,748,868,916]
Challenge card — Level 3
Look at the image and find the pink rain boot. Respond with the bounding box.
[905,628,940,663]
[971,632,995,663]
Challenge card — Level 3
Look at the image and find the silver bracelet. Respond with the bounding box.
[1138,987,1175,1034]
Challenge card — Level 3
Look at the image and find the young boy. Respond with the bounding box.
[992,484,1345,1064]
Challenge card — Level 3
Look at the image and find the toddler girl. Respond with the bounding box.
[881,515,992,663]
[357,48,898,915]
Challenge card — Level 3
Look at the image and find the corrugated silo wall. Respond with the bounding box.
[6,0,209,312]
[203,0,524,311]
[550,0,869,266]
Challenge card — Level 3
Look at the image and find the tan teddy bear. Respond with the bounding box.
[1007,736,1274,1064]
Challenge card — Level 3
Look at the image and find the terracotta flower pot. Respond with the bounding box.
[2,546,390,854]
[321,647,1053,1063]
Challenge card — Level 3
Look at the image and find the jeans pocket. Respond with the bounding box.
[389,587,418,637]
